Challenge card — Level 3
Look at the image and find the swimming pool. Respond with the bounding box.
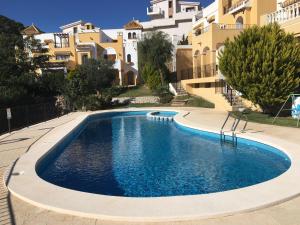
[37,111,291,197]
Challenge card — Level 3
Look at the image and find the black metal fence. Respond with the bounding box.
[0,102,62,135]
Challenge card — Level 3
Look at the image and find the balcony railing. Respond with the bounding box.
[195,23,252,36]
[282,0,300,8]
[216,23,252,30]
[224,0,251,15]
[194,26,210,36]
[267,1,300,24]
[194,64,218,78]
[54,43,70,48]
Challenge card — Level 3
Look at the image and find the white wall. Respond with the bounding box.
[193,0,218,27]
[34,33,55,43]
[101,29,124,42]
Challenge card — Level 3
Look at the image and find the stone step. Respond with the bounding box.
[171,99,188,106]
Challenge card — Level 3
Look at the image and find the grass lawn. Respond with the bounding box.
[175,95,215,108]
[118,86,154,97]
[186,96,215,108]
[232,111,300,128]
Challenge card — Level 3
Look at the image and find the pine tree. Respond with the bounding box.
[219,23,300,114]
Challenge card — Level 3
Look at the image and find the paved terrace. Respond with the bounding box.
[0,108,300,225]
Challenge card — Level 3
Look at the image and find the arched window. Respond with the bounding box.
[127,54,132,63]
[128,32,132,39]
[236,16,244,29]
[133,32,137,39]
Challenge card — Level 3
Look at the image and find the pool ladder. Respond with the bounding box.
[220,112,248,146]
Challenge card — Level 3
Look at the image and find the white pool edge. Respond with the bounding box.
[6,108,300,222]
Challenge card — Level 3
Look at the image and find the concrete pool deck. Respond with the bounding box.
[1,108,300,225]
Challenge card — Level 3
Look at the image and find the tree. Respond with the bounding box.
[219,23,300,114]
[178,35,189,45]
[65,58,116,110]
[141,63,161,90]
[0,15,52,107]
[138,31,174,85]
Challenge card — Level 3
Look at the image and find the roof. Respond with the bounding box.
[59,20,85,30]
[124,20,143,30]
[21,24,44,35]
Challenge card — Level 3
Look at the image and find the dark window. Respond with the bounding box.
[169,1,172,8]
[54,33,70,48]
[127,54,132,63]
[56,55,70,61]
[132,32,137,39]
[128,32,132,39]
[73,27,78,34]
[186,7,195,12]
[104,54,116,62]
[82,54,88,64]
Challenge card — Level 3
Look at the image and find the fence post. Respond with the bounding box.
[43,103,47,121]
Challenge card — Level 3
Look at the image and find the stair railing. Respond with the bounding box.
[220,112,248,146]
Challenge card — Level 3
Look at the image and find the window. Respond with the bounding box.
[132,32,137,39]
[127,54,132,63]
[82,54,88,64]
[73,27,78,34]
[128,32,132,39]
[56,55,70,61]
[236,16,244,29]
[54,33,70,48]
[104,54,116,62]
[186,7,195,12]
[169,1,172,8]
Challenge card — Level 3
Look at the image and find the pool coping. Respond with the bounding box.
[6,108,300,222]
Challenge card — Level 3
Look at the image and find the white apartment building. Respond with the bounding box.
[26,0,202,85]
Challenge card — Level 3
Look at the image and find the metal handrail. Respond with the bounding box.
[220,112,248,146]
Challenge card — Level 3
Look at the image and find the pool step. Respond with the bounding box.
[146,112,174,122]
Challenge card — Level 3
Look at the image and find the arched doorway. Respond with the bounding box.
[236,16,244,29]
[202,47,211,77]
[125,71,135,86]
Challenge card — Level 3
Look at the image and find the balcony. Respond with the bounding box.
[194,23,252,37]
[225,0,251,15]
[193,11,204,23]
[147,6,163,16]
[267,1,300,24]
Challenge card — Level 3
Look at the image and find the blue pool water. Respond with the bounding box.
[37,111,291,197]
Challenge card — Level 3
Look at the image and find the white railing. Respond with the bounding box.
[169,83,178,96]
[267,2,300,24]
[225,0,251,15]
[147,6,162,15]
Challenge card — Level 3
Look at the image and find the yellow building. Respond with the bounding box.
[176,0,299,111]
[22,20,141,86]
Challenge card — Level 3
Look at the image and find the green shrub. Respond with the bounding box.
[82,95,112,111]
[219,23,300,114]
[155,86,174,104]
[141,64,161,90]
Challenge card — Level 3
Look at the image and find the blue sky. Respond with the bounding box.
[1,0,213,32]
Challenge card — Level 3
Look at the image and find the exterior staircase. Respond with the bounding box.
[169,82,188,96]
[222,86,245,111]
[171,98,188,106]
